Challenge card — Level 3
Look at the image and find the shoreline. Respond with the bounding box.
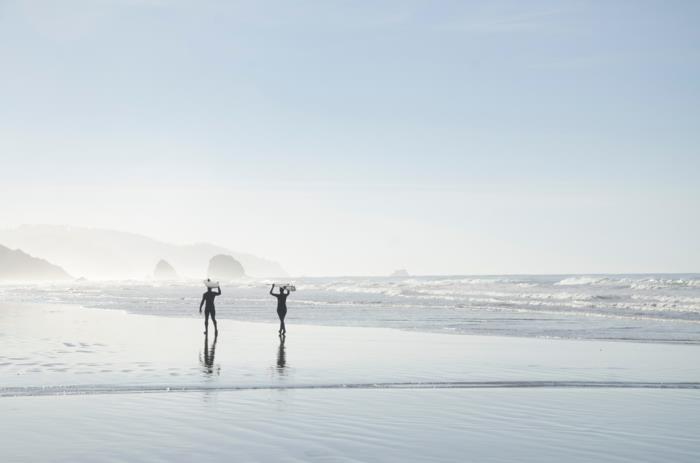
[3,274,700,344]
[9,300,700,347]
[5,380,700,399]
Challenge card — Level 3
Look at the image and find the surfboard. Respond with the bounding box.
[203,279,220,289]
[273,283,296,291]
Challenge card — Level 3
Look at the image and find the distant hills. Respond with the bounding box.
[0,225,286,280]
[0,244,72,281]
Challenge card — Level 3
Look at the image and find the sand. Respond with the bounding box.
[1,303,699,461]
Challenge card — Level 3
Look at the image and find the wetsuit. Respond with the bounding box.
[200,287,221,334]
[272,289,289,334]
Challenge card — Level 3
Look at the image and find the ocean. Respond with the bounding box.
[3,274,699,343]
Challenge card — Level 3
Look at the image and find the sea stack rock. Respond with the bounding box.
[207,254,245,280]
[153,259,178,280]
[0,245,72,281]
[390,269,410,277]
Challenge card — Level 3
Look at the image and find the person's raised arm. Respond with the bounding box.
[215,286,222,296]
[269,284,276,296]
[199,294,205,313]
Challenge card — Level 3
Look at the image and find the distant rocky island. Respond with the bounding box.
[153,259,178,280]
[0,225,286,279]
[0,244,72,281]
[390,269,410,277]
[207,254,245,280]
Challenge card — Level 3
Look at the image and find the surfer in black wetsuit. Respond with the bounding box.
[199,285,221,336]
[270,284,290,335]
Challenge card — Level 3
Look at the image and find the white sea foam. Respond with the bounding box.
[555,276,612,286]
[553,276,700,289]
[2,274,700,342]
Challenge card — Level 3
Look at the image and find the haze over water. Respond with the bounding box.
[2,1,699,276]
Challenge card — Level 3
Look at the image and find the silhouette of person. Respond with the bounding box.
[270,284,290,335]
[200,333,218,375]
[199,284,221,335]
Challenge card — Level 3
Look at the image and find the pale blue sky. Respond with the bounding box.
[1,0,698,275]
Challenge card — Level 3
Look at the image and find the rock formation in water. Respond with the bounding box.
[0,225,287,279]
[153,259,178,280]
[390,269,410,277]
[207,254,245,280]
[0,244,72,281]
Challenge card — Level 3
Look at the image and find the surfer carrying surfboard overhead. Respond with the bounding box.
[199,281,221,336]
[270,284,291,336]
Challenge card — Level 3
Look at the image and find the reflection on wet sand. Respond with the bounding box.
[199,334,219,376]
[276,335,286,373]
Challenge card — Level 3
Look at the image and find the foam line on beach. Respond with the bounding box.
[3,381,700,398]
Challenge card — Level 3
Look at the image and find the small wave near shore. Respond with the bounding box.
[1,273,699,343]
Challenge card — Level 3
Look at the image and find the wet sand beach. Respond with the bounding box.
[1,303,700,461]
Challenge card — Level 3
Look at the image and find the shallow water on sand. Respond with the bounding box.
[2,303,700,462]
[1,303,699,396]
[2,388,699,462]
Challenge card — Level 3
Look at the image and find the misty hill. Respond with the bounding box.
[153,259,178,280]
[0,244,72,281]
[0,225,286,280]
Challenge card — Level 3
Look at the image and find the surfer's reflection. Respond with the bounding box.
[199,333,219,375]
[276,335,286,372]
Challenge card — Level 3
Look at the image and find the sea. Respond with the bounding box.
[2,274,700,343]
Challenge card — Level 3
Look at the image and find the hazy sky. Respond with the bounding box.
[1,0,699,276]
